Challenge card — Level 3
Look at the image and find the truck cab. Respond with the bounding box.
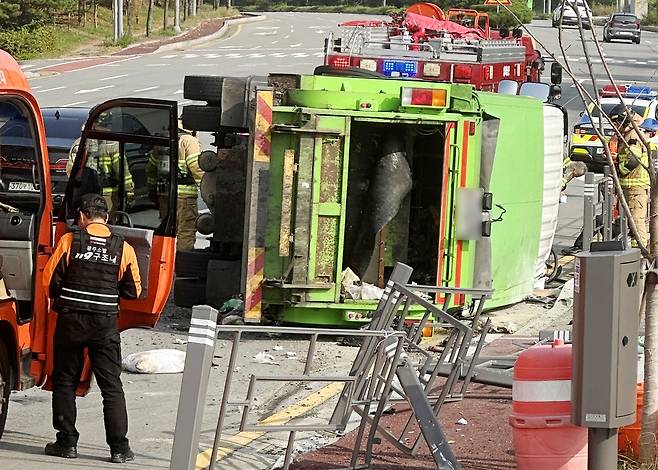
[0,50,179,438]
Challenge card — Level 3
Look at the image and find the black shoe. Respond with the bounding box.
[45,441,78,459]
[110,448,135,463]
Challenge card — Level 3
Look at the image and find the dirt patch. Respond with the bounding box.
[292,383,515,470]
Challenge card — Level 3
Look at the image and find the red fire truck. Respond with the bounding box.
[323,3,544,91]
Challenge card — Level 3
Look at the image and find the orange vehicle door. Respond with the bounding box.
[54,98,179,332]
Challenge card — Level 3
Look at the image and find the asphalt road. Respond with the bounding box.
[3,12,657,469]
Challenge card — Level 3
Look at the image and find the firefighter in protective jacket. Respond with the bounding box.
[146,120,203,251]
[42,193,141,463]
[66,116,134,212]
[609,104,650,247]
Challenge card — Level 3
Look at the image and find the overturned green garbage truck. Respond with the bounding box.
[175,73,564,325]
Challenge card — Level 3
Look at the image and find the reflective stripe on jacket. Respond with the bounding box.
[43,222,142,314]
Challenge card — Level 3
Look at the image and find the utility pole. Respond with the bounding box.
[113,0,124,41]
[174,0,181,33]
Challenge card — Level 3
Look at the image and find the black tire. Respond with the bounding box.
[314,65,385,79]
[545,247,562,284]
[0,341,13,440]
[635,37,641,44]
[552,19,558,28]
[174,277,207,308]
[175,249,225,278]
[181,105,222,133]
[184,75,223,104]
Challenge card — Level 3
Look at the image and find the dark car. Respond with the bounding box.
[41,107,90,199]
[603,13,641,43]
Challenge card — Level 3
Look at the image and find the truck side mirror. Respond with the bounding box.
[551,62,563,85]
[550,84,562,101]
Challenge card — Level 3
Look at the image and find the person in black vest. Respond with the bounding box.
[42,193,142,463]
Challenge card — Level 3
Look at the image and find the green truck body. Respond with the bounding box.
[232,75,545,325]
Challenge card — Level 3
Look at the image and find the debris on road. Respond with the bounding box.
[122,349,186,374]
[456,417,468,425]
[254,352,280,365]
[286,352,298,359]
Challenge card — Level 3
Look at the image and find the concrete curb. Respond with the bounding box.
[156,13,267,52]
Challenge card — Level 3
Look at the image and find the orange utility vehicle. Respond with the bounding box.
[0,50,180,437]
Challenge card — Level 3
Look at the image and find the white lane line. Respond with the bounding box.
[255,26,280,29]
[636,61,648,65]
[183,53,199,58]
[31,85,43,90]
[100,74,128,81]
[21,64,36,70]
[289,43,302,48]
[61,101,88,107]
[647,40,652,44]
[292,53,309,58]
[225,53,242,58]
[313,52,324,57]
[134,85,160,92]
[270,53,287,58]
[205,53,221,58]
[39,86,67,93]
[570,78,586,88]
[193,64,215,67]
[315,30,326,34]
[272,40,279,44]
[161,54,178,59]
[284,35,290,39]
[75,85,114,95]
[248,53,266,58]
[146,63,169,67]
[255,31,278,36]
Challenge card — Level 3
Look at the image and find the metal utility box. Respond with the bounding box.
[572,247,641,428]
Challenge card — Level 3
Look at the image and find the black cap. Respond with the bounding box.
[609,104,633,123]
[78,193,108,214]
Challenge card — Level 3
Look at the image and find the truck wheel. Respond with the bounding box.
[174,277,207,308]
[175,250,229,278]
[0,341,12,440]
[314,65,385,79]
[184,75,223,104]
[181,105,222,133]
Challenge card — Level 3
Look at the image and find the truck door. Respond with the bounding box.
[55,98,178,331]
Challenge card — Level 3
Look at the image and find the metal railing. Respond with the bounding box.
[169,263,492,470]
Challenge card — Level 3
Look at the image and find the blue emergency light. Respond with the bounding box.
[383,60,417,77]
[625,85,658,99]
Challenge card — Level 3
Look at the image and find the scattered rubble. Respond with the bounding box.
[254,352,280,366]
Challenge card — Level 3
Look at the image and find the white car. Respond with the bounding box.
[552,0,592,28]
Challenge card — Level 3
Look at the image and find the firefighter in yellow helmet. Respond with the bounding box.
[66,114,134,213]
[609,104,650,247]
[146,119,203,251]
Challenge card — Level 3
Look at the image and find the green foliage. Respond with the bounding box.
[0,25,62,59]
[475,0,533,28]
[0,0,75,28]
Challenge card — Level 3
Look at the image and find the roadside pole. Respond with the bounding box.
[174,0,181,33]
[169,305,219,470]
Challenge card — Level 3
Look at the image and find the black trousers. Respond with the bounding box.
[51,312,129,453]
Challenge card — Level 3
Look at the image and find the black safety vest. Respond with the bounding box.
[55,230,124,315]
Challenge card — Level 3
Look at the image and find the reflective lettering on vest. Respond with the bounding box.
[55,230,124,315]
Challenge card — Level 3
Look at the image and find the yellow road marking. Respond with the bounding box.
[195,381,345,469]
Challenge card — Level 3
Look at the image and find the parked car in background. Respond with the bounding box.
[41,107,90,201]
[552,0,592,28]
[603,13,641,43]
